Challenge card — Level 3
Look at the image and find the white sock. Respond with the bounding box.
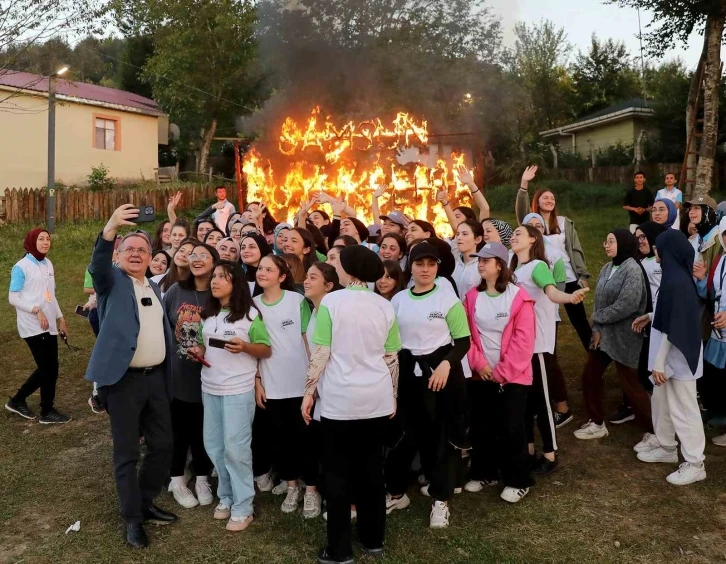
[170,476,186,488]
[196,475,208,484]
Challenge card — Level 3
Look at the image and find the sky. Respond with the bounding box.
[491,0,717,70]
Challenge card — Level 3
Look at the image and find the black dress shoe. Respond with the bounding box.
[125,523,148,548]
[142,504,178,525]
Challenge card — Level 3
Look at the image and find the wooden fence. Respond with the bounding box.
[0,185,218,225]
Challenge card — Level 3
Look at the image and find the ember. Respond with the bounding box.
[243,107,473,234]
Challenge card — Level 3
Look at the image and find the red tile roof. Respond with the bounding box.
[0,71,164,116]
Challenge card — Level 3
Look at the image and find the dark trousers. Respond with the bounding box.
[251,404,272,477]
[700,361,726,414]
[563,281,593,351]
[322,416,387,559]
[581,349,652,430]
[13,333,58,415]
[267,397,318,486]
[637,334,654,395]
[170,398,212,477]
[89,308,100,337]
[469,380,533,489]
[549,323,570,405]
[98,368,173,524]
[526,353,558,454]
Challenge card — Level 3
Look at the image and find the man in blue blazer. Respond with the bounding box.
[86,204,178,548]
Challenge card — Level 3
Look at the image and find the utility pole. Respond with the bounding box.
[46,65,68,233]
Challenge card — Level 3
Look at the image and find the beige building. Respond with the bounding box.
[540,99,655,158]
[0,71,168,189]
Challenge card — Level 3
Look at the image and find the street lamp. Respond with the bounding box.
[47,65,68,233]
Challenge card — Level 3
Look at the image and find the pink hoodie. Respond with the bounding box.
[464,285,536,386]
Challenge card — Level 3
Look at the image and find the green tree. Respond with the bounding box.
[116,34,154,98]
[115,0,267,173]
[569,35,642,118]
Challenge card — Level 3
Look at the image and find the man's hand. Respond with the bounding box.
[428,361,451,392]
[224,337,247,354]
[104,204,139,241]
[213,201,225,210]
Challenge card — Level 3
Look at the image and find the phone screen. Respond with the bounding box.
[75,305,90,318]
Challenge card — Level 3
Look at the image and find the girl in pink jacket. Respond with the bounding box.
[462,242,537,504]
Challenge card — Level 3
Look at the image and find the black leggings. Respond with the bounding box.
[563,281,593,351]
[170,398,212,477]
[13,332,59,415]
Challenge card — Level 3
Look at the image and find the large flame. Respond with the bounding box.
[243,106,472,237]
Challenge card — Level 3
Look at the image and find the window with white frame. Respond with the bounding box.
[95,118,117,150]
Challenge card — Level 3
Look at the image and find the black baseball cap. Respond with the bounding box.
[408,241,441,263]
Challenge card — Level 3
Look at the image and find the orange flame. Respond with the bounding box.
[244,107,472,237]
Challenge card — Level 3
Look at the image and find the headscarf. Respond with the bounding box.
[486,218,513,248]
[241,233,272,297]
[24,228,49,261]
[522,213,546,228]
[655,198,678,229]
[340,245,384,283]
[636,221,666,258]
[692,204,718,238]
[610,229,637,267]
[273,222,292,255]
[216,237,240,257]
[652,230,701,374]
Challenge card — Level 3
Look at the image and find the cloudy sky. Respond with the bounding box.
[492,0,718,69]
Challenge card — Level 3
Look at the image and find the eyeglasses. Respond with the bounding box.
[120,247,150,255]
[188,253,211,261]
[602,240,616,248]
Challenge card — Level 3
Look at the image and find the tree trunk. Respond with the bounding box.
[685,37,708,198]
[199,118,218,175]
[694,12,725,198]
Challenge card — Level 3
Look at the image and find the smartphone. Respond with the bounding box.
[131,206,156,224]
[75,304,90,318]
[208,337,229,349]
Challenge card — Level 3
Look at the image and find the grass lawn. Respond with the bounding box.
[2,204,726,564]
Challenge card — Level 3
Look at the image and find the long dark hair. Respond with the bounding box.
[306,223,329,255]
[375,259,406,299]
[179,243,220,291]
[146,249,171,278]
[291,227,317,272]
[456,219,485,251]
[409,219,437,240]
[152,220,170,251]
[379,232,407,259]
[194,219,216,241]
[510,225,549,271]
[531,189,561,235]
[453,206,476,222]
[260,255,296,292]
[333,234,358,247]
[476,257,517,294]
[308,261,342,292]
[171,218,191,238]
[159,237,199,292]
[203,261,259,323]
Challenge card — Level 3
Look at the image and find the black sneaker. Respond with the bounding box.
[553,409,574,429]
[88,395,105,414]
[39,409,71,424]
[609,404,635,425]
[527,452,539,472]
[317,548,354,564]
[5,398,35,420]
[355,541,383,558]
[533,455,559,476]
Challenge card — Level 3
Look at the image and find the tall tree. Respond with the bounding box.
[115,0,267,173]
[569,35,642,118]
[610,0,726,196]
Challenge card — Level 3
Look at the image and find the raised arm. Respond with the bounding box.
[91,204,140,296]
[371,185,387,225]
[167,191,182,225]
[456,165,490,221]
[516,166,537,225]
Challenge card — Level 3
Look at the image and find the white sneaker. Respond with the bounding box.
[666,462,707,485]
[169,484,199,508]
[255,472,274,492]
[214,503,231,520]
[429,501,450,528]
[302,490,322,519]
[272,480,288,496]
[464,479,499,493]
[385,493,411,514]
[636,446,679,464]
[420,484,461,497]
[573,420,609,440]
[633,432,660,453]
[712,433,726,447]
[195,480,214,506]
[281,486,302,513]
[500,487,529,503]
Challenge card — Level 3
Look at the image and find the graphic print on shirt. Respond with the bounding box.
[174,303,204,358]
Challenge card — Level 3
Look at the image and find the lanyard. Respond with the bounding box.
[36,260,51,303]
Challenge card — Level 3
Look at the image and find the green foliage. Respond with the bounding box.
[115,34,154,98]
[86,163,116,192]
[484,180,631,211]
[596,142,634,166]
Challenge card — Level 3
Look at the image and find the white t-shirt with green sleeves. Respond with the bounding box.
[391,285,470,356]
[254,290,312,399]
[515,260,557,354]
[199,307,271,396]
[312,286,401,420]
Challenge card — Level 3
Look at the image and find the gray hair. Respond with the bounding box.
[120,232,152,252]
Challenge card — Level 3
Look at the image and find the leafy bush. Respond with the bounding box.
[596,142,634,166]
[87,164,116,192]
[483,180,630,213]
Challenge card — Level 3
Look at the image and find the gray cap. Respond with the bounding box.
[470,242,509,263]
[380,211,408,228]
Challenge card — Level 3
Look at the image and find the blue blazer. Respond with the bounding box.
[84,235,174,398]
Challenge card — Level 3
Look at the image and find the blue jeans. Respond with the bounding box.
[202,390,256,518]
